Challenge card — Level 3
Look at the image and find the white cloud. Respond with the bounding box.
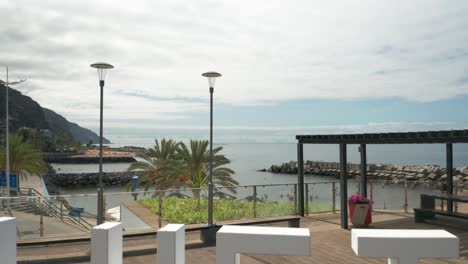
[1,0,468,125]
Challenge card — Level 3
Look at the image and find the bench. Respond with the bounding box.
[414,193,468,222]
[352,229,459,264]
[219,215,300,228]
[201,215,301,244]
[216,225,311,264]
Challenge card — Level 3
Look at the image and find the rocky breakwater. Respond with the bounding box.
[264,160,468,187]
[45,171,144,187]
[45,156,136,164]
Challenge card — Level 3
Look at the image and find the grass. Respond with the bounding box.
[139,197,294,223]
[139,196,333,223]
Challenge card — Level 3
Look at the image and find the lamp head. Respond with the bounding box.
[91,62,114,82]
[202,71,221,88]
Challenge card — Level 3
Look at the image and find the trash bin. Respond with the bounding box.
[348,196,372,227]
[69,207,84,217]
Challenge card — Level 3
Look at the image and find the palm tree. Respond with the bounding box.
[0,133,47,188]
[128,139,184,190]
[128,139,183,226]
[177,140,238,206]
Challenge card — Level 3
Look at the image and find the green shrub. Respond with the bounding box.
[139,197,297,224]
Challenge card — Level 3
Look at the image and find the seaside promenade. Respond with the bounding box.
[16,210,468,263]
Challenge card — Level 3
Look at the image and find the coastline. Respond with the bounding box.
[263,160,468,187]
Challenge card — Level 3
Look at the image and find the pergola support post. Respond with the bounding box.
[446,143,453,213]
[297,143,305,217]
[340,143,348,229]
[360,144,367,198]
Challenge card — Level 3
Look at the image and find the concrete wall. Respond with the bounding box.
[120,204,151,230]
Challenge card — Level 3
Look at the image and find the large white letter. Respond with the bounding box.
[216,225,311,264]
[157,224,185,264]
[91,222,122,264]
[352,229,459,264]
[0,217,16,264]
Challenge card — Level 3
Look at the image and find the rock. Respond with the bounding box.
[440,174,447,181]
[460,166,468,175]
[427,173,440,181]
[417,168,428,174]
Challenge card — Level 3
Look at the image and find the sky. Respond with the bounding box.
[2,0,468,145]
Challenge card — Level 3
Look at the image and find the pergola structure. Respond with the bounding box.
[296,129,468,229]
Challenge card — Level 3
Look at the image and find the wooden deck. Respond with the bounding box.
[18,211,468,263]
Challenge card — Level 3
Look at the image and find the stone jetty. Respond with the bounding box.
[45,171,143,187]
[264,161,468,185]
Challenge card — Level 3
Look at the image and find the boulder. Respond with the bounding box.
[440,174,447,181]
[460,166,468,176]
[427,173,440,181]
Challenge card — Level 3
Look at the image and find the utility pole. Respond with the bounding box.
[1,67,26,208]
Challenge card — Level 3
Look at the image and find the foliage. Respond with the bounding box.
[0,133,48,179]
[140,197,296,223]
[16,127,81,152]
[128,139,238,196]
[128,139,185,191]
[177,140,238,198]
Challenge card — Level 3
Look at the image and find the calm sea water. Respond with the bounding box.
[51,143,468,213]
[52,143,468,190]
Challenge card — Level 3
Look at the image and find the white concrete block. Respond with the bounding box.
[91,222,123,264]
[216,225,311,264]
[352,229,459,264]
[157,224,185,264]
[0,217,16,264]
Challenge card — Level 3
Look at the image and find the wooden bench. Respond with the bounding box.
[414,193,468,222]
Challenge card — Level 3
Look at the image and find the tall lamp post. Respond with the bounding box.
[201,71,221,226]
[1,67,26,208]
[90,62,114,225]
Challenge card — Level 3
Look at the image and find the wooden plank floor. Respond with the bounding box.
[22,211,468,263]
[119,212,468,264]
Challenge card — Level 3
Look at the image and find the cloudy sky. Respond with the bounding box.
[2,0,468,144]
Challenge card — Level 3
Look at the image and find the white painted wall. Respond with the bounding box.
[0,217,16,264]
[120,204,150,230]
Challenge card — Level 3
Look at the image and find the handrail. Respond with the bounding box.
[17,187,94,230]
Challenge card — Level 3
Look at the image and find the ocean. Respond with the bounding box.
[52,143,468,190]
[50,143,468,213]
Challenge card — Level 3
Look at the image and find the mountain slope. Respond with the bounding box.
[0,84,109,144]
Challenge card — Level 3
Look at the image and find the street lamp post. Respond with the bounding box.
[90,62,114,225]
[201,71,221,226]
[1,67,25,208]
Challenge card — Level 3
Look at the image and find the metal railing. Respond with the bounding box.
[12,188,94,231]
[1,180,461,238]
